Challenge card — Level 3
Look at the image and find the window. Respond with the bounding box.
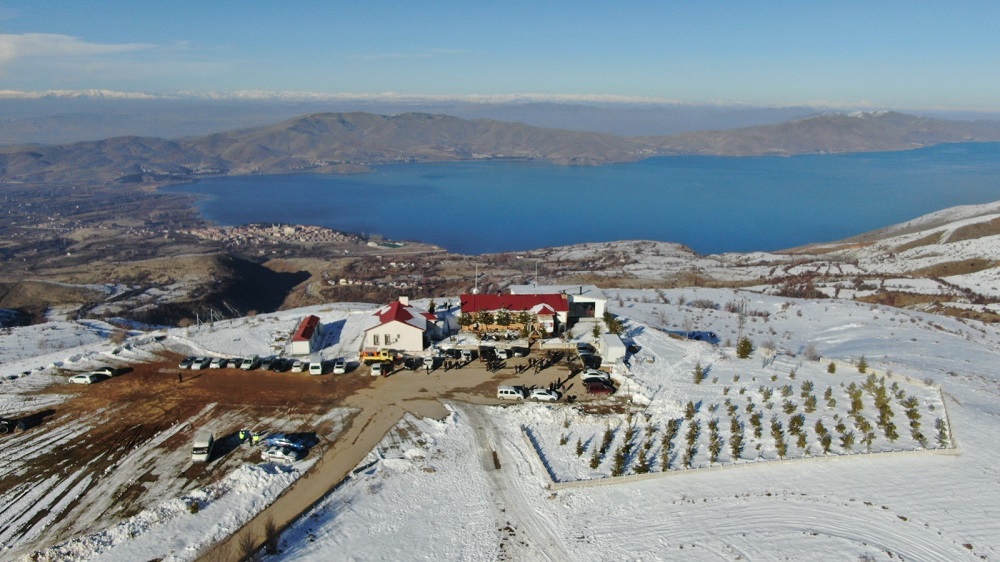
[373,334,380,346]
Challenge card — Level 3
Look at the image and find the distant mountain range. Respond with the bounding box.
[2,110,1000,185]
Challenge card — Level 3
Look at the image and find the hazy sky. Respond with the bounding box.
[2,1,999,109]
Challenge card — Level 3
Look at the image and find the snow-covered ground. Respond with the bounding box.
[240,288,1000,561]
[6,203,1000,559]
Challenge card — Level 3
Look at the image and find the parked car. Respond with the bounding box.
[580,369,612,383]
[371,361,386,376]
[530,388,562,402]
[444,348,462,359]
[262,446,303,464]
[290,359,306,373]
[495,348,511,360]
[584,380,615,394]
[579,352,602,369]
[226,358,242,369]
[422,356,435,368]
[577,342,594,354]
[512,347,529,357]
[260,356,275,370]
[240,355,260,370]
[461,349,475,362]
[69,372,103,384]
[209,357,225,369]
[332,358,347,374]
[309,361,324,375]
[92,366,119,377]
[271,358,290,372]
[0,416,17,434]
[191,432,214,462]
[178,356,196,369]
[497,385,527,400]
[191,357,212,370]
[262,433,307,451]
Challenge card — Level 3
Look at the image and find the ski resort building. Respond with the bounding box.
[290,315,322,356]
[459,293,570,334]
[363,297,441,352]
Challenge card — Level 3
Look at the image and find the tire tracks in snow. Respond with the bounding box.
[458,403,573,562]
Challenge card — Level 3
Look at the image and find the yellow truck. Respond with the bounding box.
[360,348,394,365]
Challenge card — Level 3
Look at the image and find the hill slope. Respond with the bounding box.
[2,111,1000,185]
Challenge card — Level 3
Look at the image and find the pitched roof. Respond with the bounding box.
[460,293,569,314]
[292,315,321,342]
[366,299,436,332]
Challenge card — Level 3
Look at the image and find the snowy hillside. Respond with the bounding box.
[4,285,1000,560]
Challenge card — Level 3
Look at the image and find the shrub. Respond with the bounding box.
[827,362,837,374]
[575,439,585,456]
[857,355,868,374]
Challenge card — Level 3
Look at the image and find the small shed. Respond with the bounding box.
[290,315,321,356]
[600,333,627,363]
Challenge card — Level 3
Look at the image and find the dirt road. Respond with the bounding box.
[198,357,585,561]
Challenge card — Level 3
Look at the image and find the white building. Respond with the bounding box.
[363,297,440,353]
[290,315,322,356]
[509,284,606,321]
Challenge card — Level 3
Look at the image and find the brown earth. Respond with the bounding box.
[9,349,619,558]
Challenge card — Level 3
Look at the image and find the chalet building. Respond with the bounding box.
[459,293,570,334]
[363,296,441,352]
[290,315,322,356]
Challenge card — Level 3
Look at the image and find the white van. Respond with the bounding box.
[240,355,259,370]
[497,385,526,400]
[309,360,323,375]
[191,432,214,462]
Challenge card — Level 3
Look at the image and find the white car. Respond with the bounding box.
[290,360,305,373]
[209,357,225,369]
[262,446,303,464]
[191,357,212,370]
[371,362,386,376]
[332,358,347,374]
[240,355,259,370]
[530,388,562,402]
[580,369,612,383]
[69,372,102,384]
[309,361,324,375]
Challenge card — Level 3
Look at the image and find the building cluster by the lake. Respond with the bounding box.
[182,224,361,247]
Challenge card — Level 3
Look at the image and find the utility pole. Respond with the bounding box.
[736,297,748,343]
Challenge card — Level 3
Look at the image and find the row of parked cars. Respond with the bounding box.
[496,368,616,402]
[178,355,349,376]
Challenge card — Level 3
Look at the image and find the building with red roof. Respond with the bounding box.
[459,293,569,334]
[363,296,441,352]
[291,314,322,356]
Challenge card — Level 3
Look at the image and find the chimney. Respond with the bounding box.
[399,296,409,306]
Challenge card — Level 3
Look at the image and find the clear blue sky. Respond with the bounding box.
[2,1,999,109]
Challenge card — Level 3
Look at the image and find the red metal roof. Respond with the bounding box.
[460,293,569,314]
[292,315,320,342]
[367,300,437,330]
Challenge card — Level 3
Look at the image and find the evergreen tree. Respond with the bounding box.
[692,362,705,384]
[857,355,868,373]
[736,337,754,359]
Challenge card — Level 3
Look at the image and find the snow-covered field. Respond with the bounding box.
[248,289,1000,561]
[5,263,1000,558]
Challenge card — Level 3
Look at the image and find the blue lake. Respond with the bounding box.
[165,143,1000,255]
